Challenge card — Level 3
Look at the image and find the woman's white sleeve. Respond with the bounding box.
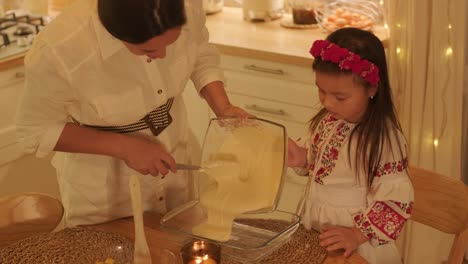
[15,41,72,158]
[189,2,224,93]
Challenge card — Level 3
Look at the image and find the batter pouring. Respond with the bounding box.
[193,122,284,241]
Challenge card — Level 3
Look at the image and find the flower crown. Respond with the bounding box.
[310,40,380,86]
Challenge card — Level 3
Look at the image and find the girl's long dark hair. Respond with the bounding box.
[98,0,186,44]
[310,28,405,187]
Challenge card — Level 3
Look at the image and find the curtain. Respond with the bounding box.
[463,14,468,186]
[387,0,466,263]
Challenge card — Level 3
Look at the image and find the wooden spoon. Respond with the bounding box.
[129,175,152,264]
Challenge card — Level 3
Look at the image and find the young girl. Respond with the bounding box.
[288,28,414,264]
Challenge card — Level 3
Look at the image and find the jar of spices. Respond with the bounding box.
[289,0,326,25]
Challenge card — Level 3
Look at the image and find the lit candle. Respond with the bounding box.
[187,254,217,264]
[181,240,221,264]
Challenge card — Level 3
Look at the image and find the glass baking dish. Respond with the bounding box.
[161,117,298,262]
[197,117,288,213]
[160,201,300,262]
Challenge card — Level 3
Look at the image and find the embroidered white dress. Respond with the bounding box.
[296,114,414,264]
[16,0,222,226]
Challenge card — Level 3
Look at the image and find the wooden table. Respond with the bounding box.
[91,212,368,264]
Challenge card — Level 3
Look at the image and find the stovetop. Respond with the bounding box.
[0,11,48,61]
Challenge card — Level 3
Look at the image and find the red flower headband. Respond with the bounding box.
[310,40,380,86]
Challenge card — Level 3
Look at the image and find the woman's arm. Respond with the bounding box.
[54,123,176,176]
[200,81,250,118]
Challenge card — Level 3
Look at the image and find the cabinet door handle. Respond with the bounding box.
[245,104,286,116]
[244,64,285,75]
[15,72,25,78]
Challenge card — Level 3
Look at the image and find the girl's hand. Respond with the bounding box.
[118,135,176,177]
[287,138,308,168]
[319,226,369,257]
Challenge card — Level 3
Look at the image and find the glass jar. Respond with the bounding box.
[203,0,223,15]
[289,0,326,25]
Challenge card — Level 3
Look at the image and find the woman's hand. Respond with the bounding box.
[200,81,253,118]
[319,226,369,257]
[287,138,308,168]
[118,135,176,177]
[54,124,176,176]
[219,104,252,118]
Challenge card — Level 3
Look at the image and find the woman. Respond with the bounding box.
[16,0,248,227]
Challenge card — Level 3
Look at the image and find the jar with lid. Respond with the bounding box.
[289,0,326,25]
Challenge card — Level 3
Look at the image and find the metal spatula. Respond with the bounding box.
[175,163,203,171]
[176,162,246,181]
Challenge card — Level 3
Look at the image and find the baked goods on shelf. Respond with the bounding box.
[315,0,383,32]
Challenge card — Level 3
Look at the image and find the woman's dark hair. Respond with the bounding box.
[310,27,405,186]
[98,0,186,44]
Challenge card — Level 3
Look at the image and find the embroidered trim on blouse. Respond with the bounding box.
[354,212,390,246]
[374,158,409,177]
[354,200,412,246]
[314,120,351,184]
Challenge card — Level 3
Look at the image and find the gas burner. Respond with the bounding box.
[0,11,48,59]
[0,11,46,49]
[0,12,44,25]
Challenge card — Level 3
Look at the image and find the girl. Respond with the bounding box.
[288,28,414,264]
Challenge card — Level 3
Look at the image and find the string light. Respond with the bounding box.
[379,0,384,5]
[396,47,401,55]
[433,139,439,148]
[384,24,388,29]
[396,23,401,28]
[445,47,453,57]
[448,24,452,29]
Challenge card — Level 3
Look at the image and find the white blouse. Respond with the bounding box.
[16,0,222,157]
[296,113,414,263]
[15,0,224,226]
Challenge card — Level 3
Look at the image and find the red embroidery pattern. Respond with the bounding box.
[374,158,408,177]
[354,213,389,245]
[309,114,335,174]
[314,121,351,184]
[394,201,413,214]
[354,200,411,245]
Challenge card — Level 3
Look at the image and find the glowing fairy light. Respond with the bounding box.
[379,0,384,5]
[433,139,439,148]
[396,23,401,28]
[445,47,453,57]
[384,24,388,29]
[448,24,452,29]
[396,47,401,55]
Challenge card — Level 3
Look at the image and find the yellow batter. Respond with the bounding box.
[192,123,284,241]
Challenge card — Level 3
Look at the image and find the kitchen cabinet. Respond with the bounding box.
[183,54,320,213]
[0,65,25,165]
[0,64,59,198]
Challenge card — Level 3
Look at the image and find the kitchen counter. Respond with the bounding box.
[205,7,389,67]
[0,7,389,70]
[0,52,26,71]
